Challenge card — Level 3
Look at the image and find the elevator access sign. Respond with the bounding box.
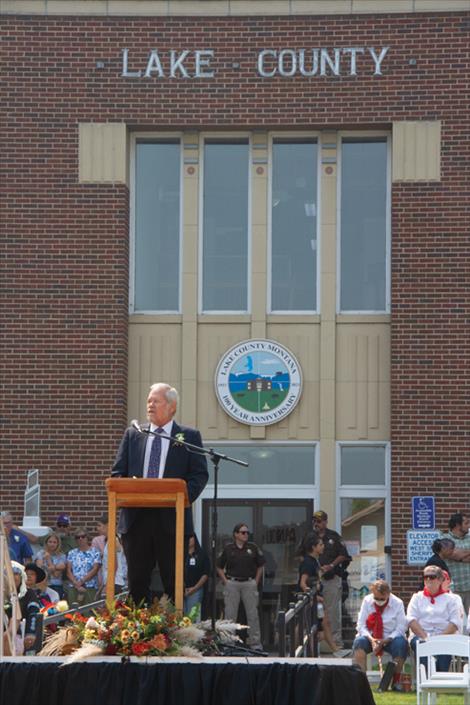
[407,530,440,566]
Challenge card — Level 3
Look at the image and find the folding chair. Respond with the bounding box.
[416,635,470,705]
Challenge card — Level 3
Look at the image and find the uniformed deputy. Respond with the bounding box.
[312,510,351,648]
[216,522,265,649]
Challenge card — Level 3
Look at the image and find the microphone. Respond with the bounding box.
[131,419,142,433]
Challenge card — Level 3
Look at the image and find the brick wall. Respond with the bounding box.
[1,12,469,600]
[391,180,469,596]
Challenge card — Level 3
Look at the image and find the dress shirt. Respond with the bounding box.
[143,421,173,478]
[406,590,463,636]
[356,593,407,640]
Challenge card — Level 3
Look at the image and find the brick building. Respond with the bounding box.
[2,0,469,647]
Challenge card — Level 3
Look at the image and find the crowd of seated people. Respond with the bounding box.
[293,518,470,689]
[2,511,129,655]
[3,508,470,667]
[352,567,468,691]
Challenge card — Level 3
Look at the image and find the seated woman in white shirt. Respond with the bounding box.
[407,565,463,672]
[352,579,408,692]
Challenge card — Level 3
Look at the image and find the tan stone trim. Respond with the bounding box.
[414,0,469,10]
[197,314,251,323]
[392,120,441,182]
[180,134,201,425]
[78,122,128,184]
[3,0,469,16]
[336,314,390,323]
[336,323,390,441]
[250,131,269,440]
[129,314,183,323]
[318,132,338,522]
[350,0,414,12]
[266,314,321,323]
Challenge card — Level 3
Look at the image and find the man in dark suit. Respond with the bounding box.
[112,383,208,604]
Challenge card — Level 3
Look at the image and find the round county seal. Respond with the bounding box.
[214,339,302,426]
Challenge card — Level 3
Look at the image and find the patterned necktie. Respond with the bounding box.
[147,427,164,478]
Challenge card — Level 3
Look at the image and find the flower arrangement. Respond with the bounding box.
[174,433,185,446]
[40,597,244,661]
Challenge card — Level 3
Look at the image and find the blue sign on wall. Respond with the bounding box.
[412,496,435,530]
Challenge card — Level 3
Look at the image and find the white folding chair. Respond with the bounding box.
[416,635,470,705]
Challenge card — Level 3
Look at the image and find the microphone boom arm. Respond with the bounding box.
[131,420,248,467]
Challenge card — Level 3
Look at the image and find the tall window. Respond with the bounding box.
[202,140,249,312]
[340,138,389,312]
[133,140,181,312]
[271,139,318,312]
[337,443,390,599]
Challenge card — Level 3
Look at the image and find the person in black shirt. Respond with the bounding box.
[298,534,322,592]
[425,538,455,574]
[11,562,42,655]
[217,522,265,649]
[419,538,455,589]
[184,533,210,619]
[298,533,344,655]
[312,510,351,648]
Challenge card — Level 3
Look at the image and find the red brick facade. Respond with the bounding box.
[2,11,469,600]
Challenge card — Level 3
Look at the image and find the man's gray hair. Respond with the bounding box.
[0,511,13,521]
[149,383,179,406]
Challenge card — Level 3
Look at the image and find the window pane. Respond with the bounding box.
[207,445,315,485]
[341,497,387,620]
[340,445,386,485]
[271,141,317,311]
[203,141,249,311]
[134,141,180,311]
[340,140,388,311]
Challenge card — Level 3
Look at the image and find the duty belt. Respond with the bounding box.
[227,576,252,582]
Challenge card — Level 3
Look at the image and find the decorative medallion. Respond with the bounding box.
[214,339,302,426]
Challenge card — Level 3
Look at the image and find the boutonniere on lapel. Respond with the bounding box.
[173,433,185,447]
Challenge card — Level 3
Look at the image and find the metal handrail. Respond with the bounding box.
[42,591,128,626]
[36,592,128,652]
[276,588,318,657]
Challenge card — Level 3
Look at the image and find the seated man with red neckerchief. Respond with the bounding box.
[353,579,408,692]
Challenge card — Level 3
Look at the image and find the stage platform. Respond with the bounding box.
[0,656,375,705]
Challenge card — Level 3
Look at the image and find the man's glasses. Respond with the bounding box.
[57,523,68,528]
[75,534,87,539]
[238,530,249,534]
[423,574,439,580]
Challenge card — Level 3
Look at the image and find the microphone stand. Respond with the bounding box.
[132,423,248,632]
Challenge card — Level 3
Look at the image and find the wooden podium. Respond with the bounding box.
[105,478,189,611]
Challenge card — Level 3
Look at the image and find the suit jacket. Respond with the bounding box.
[111,421,208,535]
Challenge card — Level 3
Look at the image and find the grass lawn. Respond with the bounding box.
[371,688,465,704]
